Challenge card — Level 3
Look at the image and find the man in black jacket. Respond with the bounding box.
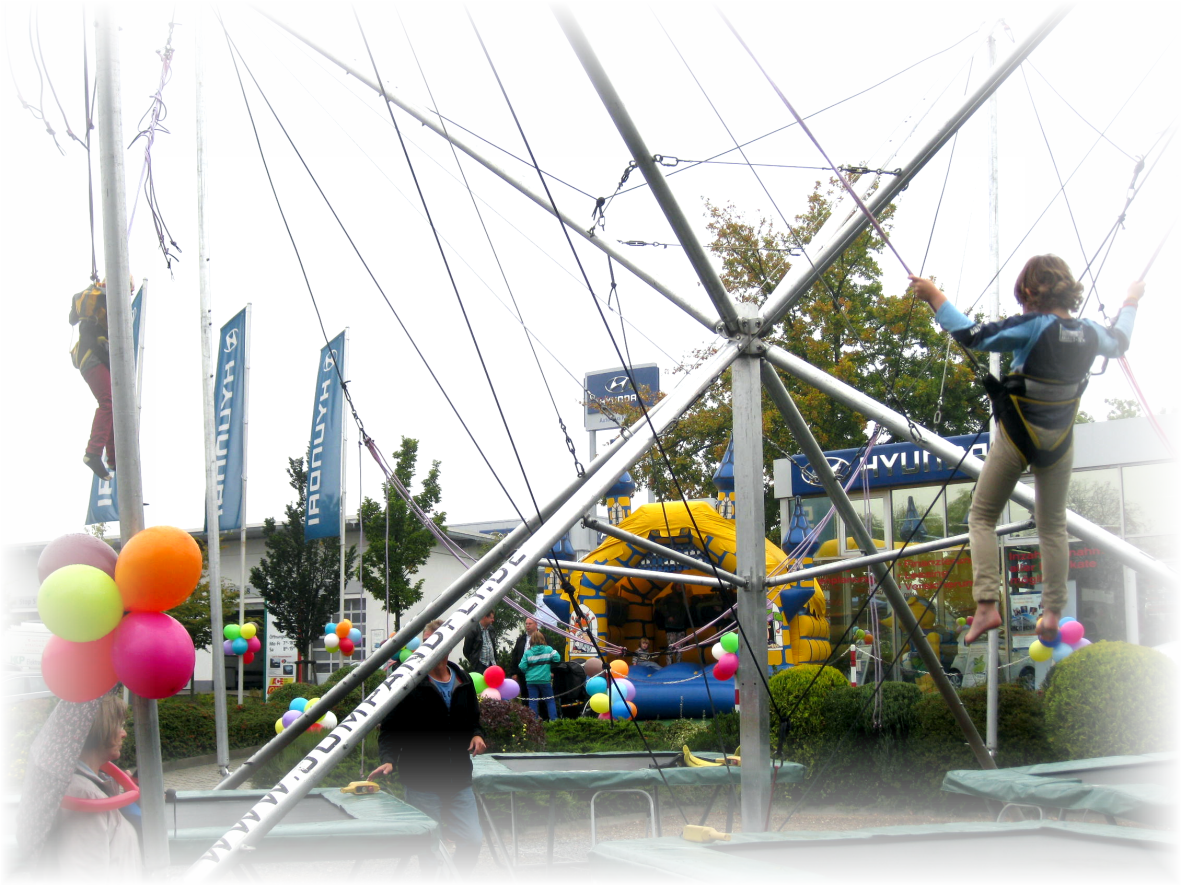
[370,620,487,872]
[462,611,497,671]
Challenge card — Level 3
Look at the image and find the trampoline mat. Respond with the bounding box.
[718,836,1181,883]
[168,795,353,829]
[491,753,680,772]
[1044,765,1181,789]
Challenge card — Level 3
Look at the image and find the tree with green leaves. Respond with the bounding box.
[167,547,240,695]
[610,181,986,537]
[358,438,445,632]
[250,457,357,682]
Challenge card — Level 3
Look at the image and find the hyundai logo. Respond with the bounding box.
[606,375,632,393]
[224,329,239,352]
[323,348,338,372]
[800,456,851,486]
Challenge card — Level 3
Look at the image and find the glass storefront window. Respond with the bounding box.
[789,496,838,554]
[945,482,974,535]
[1066,468,1122,536]
[839,496,888,555]
[1122,464,1173,538]
[891,485,947,543]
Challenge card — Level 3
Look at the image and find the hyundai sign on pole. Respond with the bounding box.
[214,308,249,531]
[304,331,346,540]
[584,364,660,431]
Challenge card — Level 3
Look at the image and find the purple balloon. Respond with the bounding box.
[499,678,521,701]
[37,533,119,582]
[615,677,636,702]
[1071,638,1092,651]
[281,710,301,728]
[223,639,235,656]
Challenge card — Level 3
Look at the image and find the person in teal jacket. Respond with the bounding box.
[518,630,561,720]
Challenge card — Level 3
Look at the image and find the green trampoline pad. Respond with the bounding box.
[588,822,1176,878]
[167,788,441,865]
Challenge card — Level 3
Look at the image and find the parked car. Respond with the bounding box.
[0,675,54,713]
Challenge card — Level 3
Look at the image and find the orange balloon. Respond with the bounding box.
[609,659,629,678]
[335,619,352,638]
[862,633,874,645]
[115,525,203,612]
[626,701,637,717]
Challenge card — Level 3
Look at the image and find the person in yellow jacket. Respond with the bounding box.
[70,280,115,480]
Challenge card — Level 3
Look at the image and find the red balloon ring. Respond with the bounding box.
[61,762,140,812]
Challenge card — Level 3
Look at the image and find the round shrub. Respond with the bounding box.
[910,682,1055,795]
[767,665,848,774]
[1043,641,1174,760]
[478,698,546,752]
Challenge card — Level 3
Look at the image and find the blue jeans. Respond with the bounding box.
[404,786,483,872]
[527,682,557,720]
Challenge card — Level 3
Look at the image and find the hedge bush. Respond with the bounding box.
[1043,641,1175,760]
[768,664,849,770]
[909,682,1057,795]
[479,699,546,752]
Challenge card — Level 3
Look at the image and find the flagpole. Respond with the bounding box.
[134,281,147,419]
[196,14,231,775]
[338,329,349,677]
[238,304,252,706]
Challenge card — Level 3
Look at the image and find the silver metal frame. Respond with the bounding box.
[583,516,748,587]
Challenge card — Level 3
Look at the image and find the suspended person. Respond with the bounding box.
[44,694,142,879]
[70,279,115,480]
[370,619,486,873]
[908,256,1142,645]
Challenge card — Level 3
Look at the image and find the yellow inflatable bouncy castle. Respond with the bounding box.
[543,499,830,671]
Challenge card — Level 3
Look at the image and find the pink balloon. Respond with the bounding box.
[498,678,521,701]
[713,652,739,681]
[480,687,501,700]
[42,633,119,702]
[484,665,505,689]
[111,612,195,699]
[598,712,612,720]
[246,636,262,653]
[37,533,119,582]
[1059,621,1085,645]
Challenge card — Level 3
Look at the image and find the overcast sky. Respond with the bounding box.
[2,2,1176,547]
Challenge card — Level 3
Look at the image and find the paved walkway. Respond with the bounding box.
[163,752,257,791]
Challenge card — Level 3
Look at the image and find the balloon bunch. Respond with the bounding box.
[395,636,422,664]
[710,632,740,681]
[37,528,201,702]
[586,659,637,720]
[1029,617,1089,664]
[955,616,972,632]
[852,628,875,645]
[222,622,261,665]
[324,619,361,657]
[275,696,338,735]
[472,665,521,702]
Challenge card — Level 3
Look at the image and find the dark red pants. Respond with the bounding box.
[82,363,115,467]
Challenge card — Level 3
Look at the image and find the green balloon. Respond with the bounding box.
[720,632,740,654]
[472,673,487,694]
[223,623,242,640]
[398,648,412,662]
[38,564,123,642]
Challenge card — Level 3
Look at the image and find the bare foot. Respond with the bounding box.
[1037,610,1060,644]
[963,603,1002,644]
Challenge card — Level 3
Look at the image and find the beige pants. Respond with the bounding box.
[968,426,1072,612]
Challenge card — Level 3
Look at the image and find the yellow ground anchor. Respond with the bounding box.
[682,825,731,843]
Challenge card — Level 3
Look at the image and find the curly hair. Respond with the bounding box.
[1014,254,1083,313]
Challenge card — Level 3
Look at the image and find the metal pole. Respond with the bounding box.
[238,304,252,706]
[583,516,748,586]
[761,363,995,769]
[765,521,1034,586]
[759,6,1069,329]
[554,6,739,333]
[1124,567,1140,645]
[214,361,703,789]
[195,19,232,777]
[985,29,1002,759]
[187,346,741,874]
[733,306,771,825]
[254,8,717,334]
[547,559,736,588]
[339,330,349,677]
[134,281,147,419]
[95,6,168,869]
[763,344,1177,586]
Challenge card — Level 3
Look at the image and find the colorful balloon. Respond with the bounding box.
[407,636,422,651]
[275,718,285,735]
[114,525,203,612]
[223,624,242,641]
[111,612,196,699]
[471,673,487,694]
[713,652,739,680]
[586,675,608,696]
[325,622,337,636]
[481,687,501,700]
[281,710,300,729]
[1028,640,1052,662]
[240,623,257,640]
[1059,621,1085,645]
[862,633,874,645]
[499,678,521,701]
[720,632,739,654]
[335,619,352,639]
[582,658,604,677]
[324,633,340,651]
[1051,642,1073,662]
[289,697,308,712]
[398,648,411,662]
[1071,638,1092,651]
[223,639,235,656]
[37,533,119,582]
[611,698,631,719]
[710,643,725,662]
[318,711,338,730]
[246,636,261,653]
[590,693,610,714]
[41,633,119,703]
[231,638,248,655]
[484,665,505,689]
[615,678,635,702]
[38,564,124,643]
[339,638,355,656]
[348,628,362,644]
[609,659,629,678]
[243,652,255,665]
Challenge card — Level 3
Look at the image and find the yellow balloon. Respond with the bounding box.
[1029,640,1052,662]
[275,718,285,735]
[590,693,610,714]
[307,697,321,709]
[240,623,257,640]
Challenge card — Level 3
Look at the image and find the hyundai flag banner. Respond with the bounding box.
[214,308,249,531]
[784,433,990,495]
[86,285,145,526]
[304,331,346,540]
[584,363,660,431]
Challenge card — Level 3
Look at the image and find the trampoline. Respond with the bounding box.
[165,788,445,870]
[471,751,803,867]
[942,753,1175,826]
[587,821,1177,878]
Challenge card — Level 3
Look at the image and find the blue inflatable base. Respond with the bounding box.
[629,662,737,720]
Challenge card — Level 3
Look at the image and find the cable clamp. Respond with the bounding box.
[653,154,680,168]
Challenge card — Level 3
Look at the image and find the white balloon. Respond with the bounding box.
[324,633,340,650]
[319,711,338,730]
[710,642,725,662]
